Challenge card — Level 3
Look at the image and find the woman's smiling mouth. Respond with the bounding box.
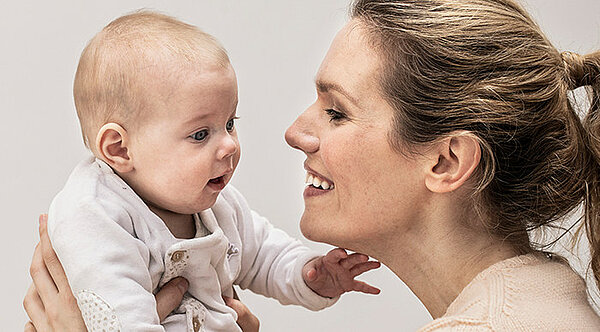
[305,172,335,190]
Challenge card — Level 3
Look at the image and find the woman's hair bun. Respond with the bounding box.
[562,51,598,89]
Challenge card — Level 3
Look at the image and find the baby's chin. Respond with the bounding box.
[183,195,220,214]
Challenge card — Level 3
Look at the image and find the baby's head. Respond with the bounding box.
[74,10,241,214]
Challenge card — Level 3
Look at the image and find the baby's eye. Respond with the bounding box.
[190,129,209,142]
[226,117,238,132]
[325,109,346,122]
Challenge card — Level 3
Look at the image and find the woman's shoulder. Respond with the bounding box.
[420,253,600,331]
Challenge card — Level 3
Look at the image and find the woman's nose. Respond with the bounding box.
[217,132,239,160]
[285,108,319,154]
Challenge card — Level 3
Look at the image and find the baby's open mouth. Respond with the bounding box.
[305,173,334,190]
[209,176,224,184]
[207,175,227,190]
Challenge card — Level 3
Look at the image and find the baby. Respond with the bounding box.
[47,10,379,332]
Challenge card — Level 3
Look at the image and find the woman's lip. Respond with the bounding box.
[303,185,332,198]
[303,163,334,184]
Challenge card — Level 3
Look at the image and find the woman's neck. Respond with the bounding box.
[373,206,519,318]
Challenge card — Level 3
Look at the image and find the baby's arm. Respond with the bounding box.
[48,198,165,332]
[219,187,335,310]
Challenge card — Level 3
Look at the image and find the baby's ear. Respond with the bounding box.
[95,123,133,173]
[424,131,481,193]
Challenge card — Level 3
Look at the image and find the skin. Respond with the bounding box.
[24,47,382,330]
[98,62,241,239]
[24,20,522,327]
[285,20,519,318]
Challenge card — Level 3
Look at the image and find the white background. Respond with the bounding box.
[1,1,599,331]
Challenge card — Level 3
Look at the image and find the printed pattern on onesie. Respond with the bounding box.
[76,290,121,331]
[161,246,207,332]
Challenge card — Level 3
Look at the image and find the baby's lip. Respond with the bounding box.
[212,168,233,180]
[206,168,234,191]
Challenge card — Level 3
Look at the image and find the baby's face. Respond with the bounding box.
[124,63,240,215]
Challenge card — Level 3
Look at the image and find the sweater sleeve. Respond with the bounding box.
[221,186,338,311]
[48,196,165,332]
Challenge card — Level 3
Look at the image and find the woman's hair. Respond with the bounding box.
[351,0,600,283]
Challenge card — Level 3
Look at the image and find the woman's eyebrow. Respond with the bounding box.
[315,79,360,107]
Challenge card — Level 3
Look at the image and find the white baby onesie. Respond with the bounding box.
[48,157,336,331]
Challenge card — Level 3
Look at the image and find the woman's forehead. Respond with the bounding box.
[315,20,384,108]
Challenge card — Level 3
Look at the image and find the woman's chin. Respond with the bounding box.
[300,217,349,249]
[300,217,331,243]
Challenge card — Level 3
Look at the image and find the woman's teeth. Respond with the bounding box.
[305,173,334,190]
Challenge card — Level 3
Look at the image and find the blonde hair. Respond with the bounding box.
[351,0,600,284]
[73,10,229,149]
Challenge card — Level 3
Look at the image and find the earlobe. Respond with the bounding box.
[95,123,134,173]
[425,132,481,193]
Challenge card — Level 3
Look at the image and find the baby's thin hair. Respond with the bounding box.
[73,10,230,150]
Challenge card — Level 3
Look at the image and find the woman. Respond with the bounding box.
[25,0,600,330]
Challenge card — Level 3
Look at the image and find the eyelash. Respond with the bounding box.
[226,116,240,132]
[325,109,346,122]
[189,116,239,142]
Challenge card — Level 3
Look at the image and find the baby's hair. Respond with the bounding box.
[73,10,230,150]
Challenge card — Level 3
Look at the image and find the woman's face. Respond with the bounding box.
[285,20,428,253]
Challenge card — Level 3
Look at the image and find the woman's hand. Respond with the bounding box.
[223,295,260,332]
[24,214,86,332]
[23,215,189,331]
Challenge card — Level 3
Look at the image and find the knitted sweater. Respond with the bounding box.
[419,253,600,331]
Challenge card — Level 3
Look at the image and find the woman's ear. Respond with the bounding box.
[95,123,134,173]
[424,132,481,193]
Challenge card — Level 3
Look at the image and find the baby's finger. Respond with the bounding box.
[38,215,70,294]
[352,280,381,295]
[23,284,51,332]
[340,253,369,270]
[323,248,348,265]
[350,261,381,277]
[305,267,318,281]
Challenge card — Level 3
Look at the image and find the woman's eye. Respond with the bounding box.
[226,117,237,132]
[325,109,346,122]
[190,129,209,142]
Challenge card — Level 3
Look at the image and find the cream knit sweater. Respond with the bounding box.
[419,253,600,331]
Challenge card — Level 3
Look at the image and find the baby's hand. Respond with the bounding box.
[302,248,381,298]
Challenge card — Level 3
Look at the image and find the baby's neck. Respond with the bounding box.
[148,205,196,239]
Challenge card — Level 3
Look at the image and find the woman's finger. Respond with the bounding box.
[30,241,59,305]
[38,215,70,293]
[23,284,51,332]
[223,296,260,332]
[155,277,189,321]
